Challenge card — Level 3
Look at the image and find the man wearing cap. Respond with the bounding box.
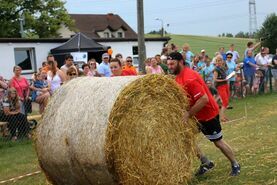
[98,53,112,77]
[167,52,240,176]
[200,49,206,58]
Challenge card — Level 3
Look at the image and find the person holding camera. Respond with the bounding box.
[244,41,261,59]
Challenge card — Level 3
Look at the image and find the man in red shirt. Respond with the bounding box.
[167,52,240,176]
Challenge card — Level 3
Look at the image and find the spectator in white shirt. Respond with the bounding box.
[255,47,270,93]
[226,44,240,63]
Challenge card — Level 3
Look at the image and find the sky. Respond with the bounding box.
[65,0,277,36]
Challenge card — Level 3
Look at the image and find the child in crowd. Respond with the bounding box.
[252,70,263,95]
[31,73,49,102]
[0,76,8,100]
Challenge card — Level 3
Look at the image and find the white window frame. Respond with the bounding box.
[104,32,110,38]
[117,32,123,38]
[14,48,36,74]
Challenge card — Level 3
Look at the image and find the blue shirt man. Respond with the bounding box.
[243,56,256,77]
[243,50,257,87]
[98,53,111,77]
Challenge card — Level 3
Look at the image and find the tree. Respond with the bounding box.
[0,0,74,38]
[148,29,168,35]
[226,33,233,38]
[256,13,277,53]
[235,31,246,38]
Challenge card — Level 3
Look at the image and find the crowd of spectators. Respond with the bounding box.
[1,41,277,140]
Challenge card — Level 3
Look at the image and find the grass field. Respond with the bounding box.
[0,93,276,185]
[147,34,255,58]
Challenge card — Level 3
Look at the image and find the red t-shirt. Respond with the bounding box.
[121,68,137,76]
[175,67,219,121]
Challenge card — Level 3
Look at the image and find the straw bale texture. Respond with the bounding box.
[35,75,197,185]
[106,75,197,184]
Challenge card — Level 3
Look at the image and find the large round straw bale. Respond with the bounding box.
[35,75,197,185]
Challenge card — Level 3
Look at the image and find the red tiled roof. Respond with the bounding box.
[70,13,138,39]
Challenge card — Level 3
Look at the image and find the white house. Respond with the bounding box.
[0,37,169,79]
[0,13,169,79]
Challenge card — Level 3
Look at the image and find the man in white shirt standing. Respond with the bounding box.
[226,44,240,63]
[255,47,270,93]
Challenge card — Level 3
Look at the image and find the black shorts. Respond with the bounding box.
[198,115,223,142]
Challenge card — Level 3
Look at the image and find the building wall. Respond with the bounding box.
[0,42,60,79]
[0,41,164,79]
[111,28,125,38]
[97,28,113,38]
[100,40,164,58]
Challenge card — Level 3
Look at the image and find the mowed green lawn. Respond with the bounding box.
[148,34,254,58]
[0,93,276,185]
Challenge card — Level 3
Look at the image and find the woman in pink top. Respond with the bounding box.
[9,66,29,100]
[146,57,164,74]
[9,66,30,114]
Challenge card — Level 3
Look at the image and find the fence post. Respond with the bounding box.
[269,67,273,93]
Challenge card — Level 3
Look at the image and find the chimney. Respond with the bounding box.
[107,13,114,17]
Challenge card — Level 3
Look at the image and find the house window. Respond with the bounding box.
[14,48,36,73]
[132,46,138,55]
[104,32,110,38]
[117,32,123,38]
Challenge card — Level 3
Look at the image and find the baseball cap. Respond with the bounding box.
[102,53,109,58]
[201,49,206,53]
[226,52,233,57]
[168,52,183,61]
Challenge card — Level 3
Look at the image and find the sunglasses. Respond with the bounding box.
[126,60,132,62]
[227,57,232,58]
[69,73,77,76]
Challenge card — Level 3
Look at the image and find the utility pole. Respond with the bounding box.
[249,0,257,37]
[19,11,25,38]
[137,0,146,73]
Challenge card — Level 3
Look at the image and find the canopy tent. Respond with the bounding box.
[50,32,109,54]
[50,32,110,66]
